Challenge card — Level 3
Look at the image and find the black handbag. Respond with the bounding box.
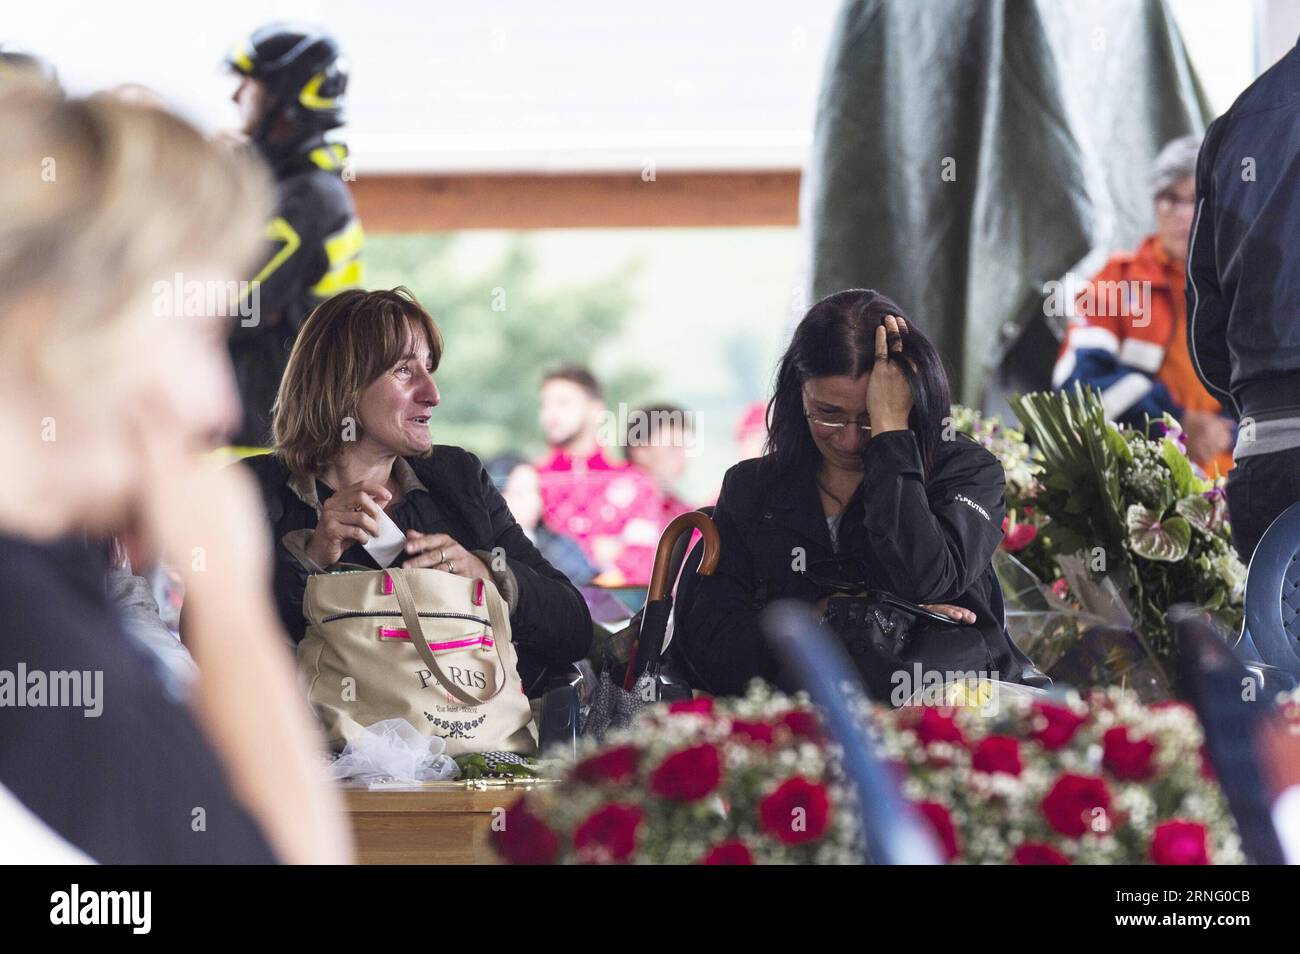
[820,590,977,703]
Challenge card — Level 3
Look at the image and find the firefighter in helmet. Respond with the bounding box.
[225,23,364,448]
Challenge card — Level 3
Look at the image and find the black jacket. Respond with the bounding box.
[231,135,362,447]
[243,447,592,692]
[1188,37,1300,419]
[0,533,277,863]
[678,430,1028,696]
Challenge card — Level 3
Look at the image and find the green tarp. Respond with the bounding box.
[806,0,1213,405]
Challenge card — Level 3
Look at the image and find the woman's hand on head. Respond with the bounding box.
[402,530,493,580]
[866,314,914,435]
[305,481,392,568]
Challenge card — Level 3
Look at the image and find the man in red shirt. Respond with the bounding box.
[535,366,663,585]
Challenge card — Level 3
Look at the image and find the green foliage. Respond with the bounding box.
[1175,495,1215,535]
[1008,386,1244,692]
[364,233,647,458]
[1126,506,1191,563]
[1161,437,1198,500]
[1010,384,1129,563]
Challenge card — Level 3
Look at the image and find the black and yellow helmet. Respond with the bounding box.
[226,23,347,138]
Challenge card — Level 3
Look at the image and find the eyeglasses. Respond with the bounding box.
[804,410,871,434]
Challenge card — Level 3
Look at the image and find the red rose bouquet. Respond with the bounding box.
[875,687,1242,863]
[493,683,1243,865]
[494,690,861,864]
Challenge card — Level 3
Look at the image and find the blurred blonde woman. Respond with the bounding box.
[0,86,350,863]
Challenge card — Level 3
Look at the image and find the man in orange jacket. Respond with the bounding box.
[1052,136,1234,475]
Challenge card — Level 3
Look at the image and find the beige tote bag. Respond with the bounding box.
[298,565,538,756]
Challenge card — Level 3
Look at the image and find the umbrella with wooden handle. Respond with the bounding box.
[622,511,721,694]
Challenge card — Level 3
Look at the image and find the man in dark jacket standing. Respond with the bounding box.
[1188,38,1300,563]
[225,23,364,448]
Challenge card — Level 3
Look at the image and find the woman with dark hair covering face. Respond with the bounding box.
[679,289,1036,698]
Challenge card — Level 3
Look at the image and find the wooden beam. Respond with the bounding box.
[349,170,801,230]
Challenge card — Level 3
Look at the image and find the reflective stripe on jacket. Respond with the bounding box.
[1054,234,1232,474]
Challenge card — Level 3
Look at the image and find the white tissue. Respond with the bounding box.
[363,508,408,569]
[327,718,459,783]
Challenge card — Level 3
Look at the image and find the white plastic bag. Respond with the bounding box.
[326,718,459,783]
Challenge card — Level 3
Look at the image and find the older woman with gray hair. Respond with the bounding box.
[1052,134,1235,476]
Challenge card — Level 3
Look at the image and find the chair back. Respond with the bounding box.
[1173,608,1286,864]
[1242,501,1300,679]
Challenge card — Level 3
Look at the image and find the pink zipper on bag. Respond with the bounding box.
[378,627,494,652]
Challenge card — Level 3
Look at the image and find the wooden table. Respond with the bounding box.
[342,781,543,864]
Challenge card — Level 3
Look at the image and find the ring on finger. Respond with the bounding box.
[438,548,446,566]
